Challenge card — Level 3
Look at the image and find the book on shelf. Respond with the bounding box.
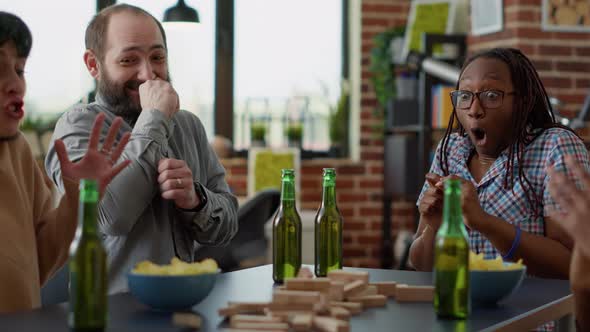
[431,84,455,128]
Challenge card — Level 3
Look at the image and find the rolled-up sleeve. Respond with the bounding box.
[175,116,238,247]
[45,107,172,236]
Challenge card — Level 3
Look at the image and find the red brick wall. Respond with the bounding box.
[358,0,415,266]
[468,0,590,136]
[223,157,404,268]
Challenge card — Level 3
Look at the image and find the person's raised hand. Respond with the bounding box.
[55,112,131,195]
[447,175,485,231]
[548,156,590,259]
[418,173,445,231]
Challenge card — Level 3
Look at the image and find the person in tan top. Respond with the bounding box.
[548,156,590,331]
[0,11,130,312]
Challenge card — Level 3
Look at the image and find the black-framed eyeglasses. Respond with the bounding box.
[450,89,516,110]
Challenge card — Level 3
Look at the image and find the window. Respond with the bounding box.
[3,1,95,118]
[5,1,353,157]
[122,0,216,140]
[233,0,343,152]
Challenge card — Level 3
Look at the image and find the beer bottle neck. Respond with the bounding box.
[79,201,99,235]
[441,181,466,236]
[280,178,297,210]
[321,182,336,208]
[78,180,99,236]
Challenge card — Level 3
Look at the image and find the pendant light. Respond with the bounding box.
[163,0,199,23]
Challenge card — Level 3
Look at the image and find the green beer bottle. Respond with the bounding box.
[272,169,302,283]
[434,179,470,319]
[69,179,107,332]
[314,168,343,277]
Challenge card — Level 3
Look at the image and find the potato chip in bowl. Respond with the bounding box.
[128,258,219,311]
[469,252,526,306]
[469,252,525,271]
[132,257,219,275]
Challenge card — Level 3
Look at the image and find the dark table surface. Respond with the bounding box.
[0,264,573,331]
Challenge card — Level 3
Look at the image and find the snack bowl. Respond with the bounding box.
[470,263,526,306]
[127,271,218,311]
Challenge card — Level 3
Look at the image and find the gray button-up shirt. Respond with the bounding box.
[45,97,238,293]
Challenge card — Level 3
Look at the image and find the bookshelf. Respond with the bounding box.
[417,33,466,179]
[381,33,466,269]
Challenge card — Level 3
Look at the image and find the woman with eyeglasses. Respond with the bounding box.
[409,48,589,282]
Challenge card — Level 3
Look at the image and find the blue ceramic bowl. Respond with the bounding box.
[128,272,218,311]
[470,263,526,306]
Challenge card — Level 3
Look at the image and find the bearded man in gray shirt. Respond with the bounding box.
[45,4,238,293]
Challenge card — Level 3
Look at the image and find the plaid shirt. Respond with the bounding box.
[418,127,590,259]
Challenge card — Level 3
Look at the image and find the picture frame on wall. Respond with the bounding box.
[247,147,300,199]
[542,0,590,32]
[470,0,503,36]
[401,0,458,61]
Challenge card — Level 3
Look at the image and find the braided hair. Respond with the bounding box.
[439,48,575,217]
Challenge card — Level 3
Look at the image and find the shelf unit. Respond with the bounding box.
[417,34,467,183]
[381,33,466,269]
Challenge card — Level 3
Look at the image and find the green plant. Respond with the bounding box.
[250,122,267,141]
[285,123,303,141]
[329,84,349,148]
[19,113,60,158]
[20,114,59,133]
[369,26,405,112]
[19,116,43,132]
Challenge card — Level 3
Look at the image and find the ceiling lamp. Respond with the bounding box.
[163,0,199,23]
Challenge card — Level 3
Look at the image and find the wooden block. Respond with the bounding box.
[328,281,345,301]
[286,278,332,292]
[229,321,290,330]
[327,270,369,284]
[172,312,201,329]
[329,306,351,320]
[219,302,270,316]
[230,315,284,324]
[371,281,397,297]
[360,285,378,296]
[316,293,331,313]
[297,266,314,278]
[289,314,313,332]
[346,285,377,299]
[219,306,240,317]
[346,295,387,308]
[266,310,315,319]
[395,284,434,302]
[312,316,350,332]
[329,301,363,315]
[266,298,327,317]
[275,285,286,291]
[343,280,365,298]
[273,290,321,304]
[267,302,316,312]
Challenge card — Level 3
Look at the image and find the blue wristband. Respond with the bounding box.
[502,225,521,260]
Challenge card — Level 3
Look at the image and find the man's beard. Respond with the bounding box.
[96,69,171,126]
